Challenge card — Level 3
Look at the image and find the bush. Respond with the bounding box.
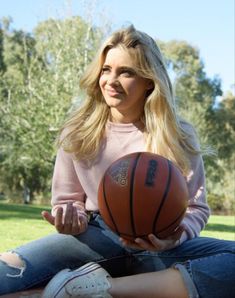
[207,193,234,214]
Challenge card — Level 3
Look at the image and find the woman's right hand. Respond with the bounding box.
[120,225,184,252]
[41,202,88,235]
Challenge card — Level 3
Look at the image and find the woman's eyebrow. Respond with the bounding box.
[103,64,134,70]
[102,64,111,68]
[101,64,136,73]
[118,66,136,72]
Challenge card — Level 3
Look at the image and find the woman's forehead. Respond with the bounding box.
[103,46,137,67]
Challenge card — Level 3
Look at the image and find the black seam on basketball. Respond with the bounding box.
[152,159,172,232]
[102,175,120,235]
[156,207,186,234]
[130,152,142,238]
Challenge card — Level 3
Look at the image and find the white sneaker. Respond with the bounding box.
[42,262,112,298]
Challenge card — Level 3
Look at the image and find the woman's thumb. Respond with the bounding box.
[41,210,55,225]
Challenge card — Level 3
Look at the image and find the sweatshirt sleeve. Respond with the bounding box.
[51,147,87,219]
[179,153,210,243]
[179,126,211,243]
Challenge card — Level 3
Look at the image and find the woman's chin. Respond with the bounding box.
[105,98,123,108]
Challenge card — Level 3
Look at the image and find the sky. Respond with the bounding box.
[0,0,234,95]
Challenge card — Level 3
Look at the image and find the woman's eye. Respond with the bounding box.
[101,67,110,73]
[102,67,110,73]
[121,70,135,77]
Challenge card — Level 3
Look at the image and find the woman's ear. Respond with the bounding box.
[146,80,154,90]
[145,81,154,97]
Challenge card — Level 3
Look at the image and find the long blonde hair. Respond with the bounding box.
[59,25,200,175]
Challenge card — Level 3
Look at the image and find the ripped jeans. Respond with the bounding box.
[0,213,234,297]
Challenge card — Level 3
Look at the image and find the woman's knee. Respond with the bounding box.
[0,252,25,269]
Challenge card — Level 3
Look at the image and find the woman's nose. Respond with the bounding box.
[107,73,120,86]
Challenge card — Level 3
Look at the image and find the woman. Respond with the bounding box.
[0,25,234,298]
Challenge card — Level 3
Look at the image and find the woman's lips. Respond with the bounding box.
[106,88,123,96]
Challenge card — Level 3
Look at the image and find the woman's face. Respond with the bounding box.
[99,47,152,123]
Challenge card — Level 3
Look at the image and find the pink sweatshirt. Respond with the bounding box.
[51,121,210,244]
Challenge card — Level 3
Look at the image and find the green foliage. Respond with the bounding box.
[207,193,226,213]
[159,40,222,131]
[0,17,103,201]
[203,93,235,210]
[159,40,234,213]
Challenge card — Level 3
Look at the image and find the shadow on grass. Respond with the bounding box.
[0,202,51,220]
[204,223,235,233]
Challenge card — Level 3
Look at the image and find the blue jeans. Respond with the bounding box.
[0,213,234,297]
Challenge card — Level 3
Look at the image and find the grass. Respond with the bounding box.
[0,201,55,252]
[200,215,235,240]
[0,201,234,252]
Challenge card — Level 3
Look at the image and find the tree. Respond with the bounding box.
[206,92,235,212]
[159,40,234,213]
[0,17,103,202]
[0,18,39,199]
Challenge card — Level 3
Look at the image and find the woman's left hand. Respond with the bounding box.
[120,225,184,252]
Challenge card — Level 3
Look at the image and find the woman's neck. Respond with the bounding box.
[109,109,143,124]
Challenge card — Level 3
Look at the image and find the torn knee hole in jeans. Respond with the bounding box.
[0,251,26,278]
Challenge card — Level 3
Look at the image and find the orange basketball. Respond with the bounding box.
[98,152,188,241]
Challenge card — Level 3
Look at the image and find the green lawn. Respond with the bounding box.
[0,201,234,252]
[200,215,235,240]
[0,201,55,252]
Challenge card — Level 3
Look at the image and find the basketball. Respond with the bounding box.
[98,152,188,241]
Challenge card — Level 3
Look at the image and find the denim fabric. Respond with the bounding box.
[0,214,234,297]
[174,263,200,298]
[174,253,235,298]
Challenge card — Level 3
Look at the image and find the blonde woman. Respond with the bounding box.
[0,25,234,298]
